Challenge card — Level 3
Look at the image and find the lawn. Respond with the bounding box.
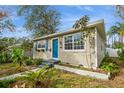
[0,63,15,70]
[0,57,124,88]
[0,63,37,78]
[49,68,124,88]
[1,67,124,88]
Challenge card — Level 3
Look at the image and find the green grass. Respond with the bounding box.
[0,78,16,88]
[0,63,15,70]
[48,69,121,88]
[0,68,124,88]
[0,57,124,88]
[0,63,37,78]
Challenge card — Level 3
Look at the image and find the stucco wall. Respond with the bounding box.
[96,30,106,67]
[33,30,97,68]
[59,35,96,68]
[33,39,51,59]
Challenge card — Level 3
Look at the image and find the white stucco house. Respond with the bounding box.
[33,19,106,69]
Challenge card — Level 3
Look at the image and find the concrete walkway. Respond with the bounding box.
[0,68,40,80]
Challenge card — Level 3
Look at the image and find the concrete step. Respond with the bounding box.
[38,59,59,68]
[39,62,54,68]
[42,59,59,64]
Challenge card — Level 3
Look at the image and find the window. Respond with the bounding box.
[64,36,73,50]
[74,33,84,49]
[37,43,45,49]
[37,43,41,48]
[36,41,46,50]
[64,33,84,50]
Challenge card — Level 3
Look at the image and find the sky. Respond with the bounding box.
[0,5,122,38]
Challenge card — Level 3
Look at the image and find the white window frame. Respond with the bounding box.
[36,41,46,50]
[63,32,85,52]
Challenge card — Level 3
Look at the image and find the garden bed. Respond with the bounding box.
[59,63,108,74]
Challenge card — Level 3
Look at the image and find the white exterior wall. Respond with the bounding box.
[33,30,97,68]
[33,39,51,59]
[96,28,106,67]
[33,28,105,69]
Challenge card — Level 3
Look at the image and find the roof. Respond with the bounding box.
[33,19,106,41]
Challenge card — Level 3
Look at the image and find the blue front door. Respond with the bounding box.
[52,38,58,58]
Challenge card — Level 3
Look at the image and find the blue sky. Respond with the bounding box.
[0,5,122,38]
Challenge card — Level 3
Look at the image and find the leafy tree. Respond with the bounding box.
[116,5,124,21]
[0,11,15,33]
[18,5,60,38]
[21,39,33,51]
[0,37,16,52]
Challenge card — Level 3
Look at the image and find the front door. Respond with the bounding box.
[52,38,58,59]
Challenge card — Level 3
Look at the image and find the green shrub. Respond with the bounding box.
[33,59,42,65]
[0,78,16,88]
[100,57,119,73]
[58,60,61,64]
[25,57,33,66]
[101,63,119,73]
[0,51,12,64]
[25,60,33,66]
[119,49,124,61]
[119,55,124,60]
[11,47,25,71]
[113,42,124,49]
[20,67,55,88]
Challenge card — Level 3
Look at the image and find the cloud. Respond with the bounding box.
[9,11,20,21]
[76,6,94,12]
[59,15,82,31]
[1,26,32,38]
[61,17,78,23]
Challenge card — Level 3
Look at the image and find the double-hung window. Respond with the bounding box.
[64,33,84,50]
[64,36,73,50]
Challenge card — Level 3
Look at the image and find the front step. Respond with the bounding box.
[42,59,59,64]
[39,59,59,68]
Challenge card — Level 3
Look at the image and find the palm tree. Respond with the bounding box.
[106,30,113,47]
[116,23,124,44]
[107,25,119,48]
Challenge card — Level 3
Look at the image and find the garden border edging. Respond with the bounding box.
[54,65,110,80]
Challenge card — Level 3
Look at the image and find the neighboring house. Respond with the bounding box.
[33,19,106,69]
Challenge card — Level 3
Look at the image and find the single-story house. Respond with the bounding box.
[33,19,106,69]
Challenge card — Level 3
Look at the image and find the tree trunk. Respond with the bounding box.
[108,36,111,47]
[19,61,22,72]
[121,35,123,44]
[112,36,114,48]
[119,34,121,43]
